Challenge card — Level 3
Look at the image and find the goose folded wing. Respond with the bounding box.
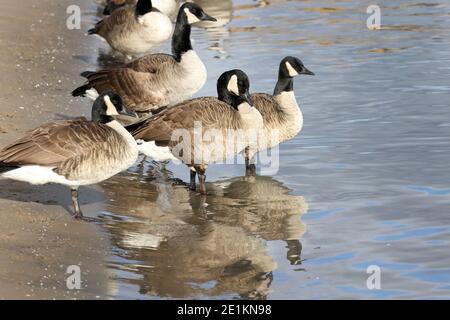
[0,120,119,171]
[93,7,133,36]
[83,69,162,111]
[125,54,176,73]
[132,98,236,145]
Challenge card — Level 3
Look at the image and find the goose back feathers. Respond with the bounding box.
[75,54,182,112]
[130,70,263,171]
[90,0,173,56]
[103,0,178,17]
[252,92,302,147]
[74,3,216,114]
[0,119,137,185]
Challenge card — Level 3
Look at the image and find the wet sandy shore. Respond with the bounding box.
[0,0,112,299]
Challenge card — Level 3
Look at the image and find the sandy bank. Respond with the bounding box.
[0,0,113,299]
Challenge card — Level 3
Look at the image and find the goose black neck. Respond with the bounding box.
[135,0,152,17]
[92,104,114,124]
[172,11,192,62]
[274,73,294,96]
[92,114,115,124]
[218,90,241,110]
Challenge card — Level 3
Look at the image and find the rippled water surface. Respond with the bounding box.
[82,0,450,299]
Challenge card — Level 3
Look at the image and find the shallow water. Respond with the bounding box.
[81,0,450,299]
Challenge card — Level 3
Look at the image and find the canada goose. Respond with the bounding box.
[98,168,311,297]
[100,173,276,298]
[103,0,178,18]
[246,56,314,173]
[131,69,263,194]
[73,3,217,114]
[0,92,139,221]
[89,0,173,57]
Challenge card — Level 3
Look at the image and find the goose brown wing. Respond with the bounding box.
[252,93,285,128]
[132,98,238,146]
[81,54,176,111]
[125,53,175,72]
[0,120,122,174]
[92,7,133,37]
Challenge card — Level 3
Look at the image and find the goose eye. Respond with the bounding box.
[191,8,198,15]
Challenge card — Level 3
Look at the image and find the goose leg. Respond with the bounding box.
[71,187,83,220]
[139,156,147,168]
[246,164,256,176]
[245,147,256,176]
[189,169,197,191]
[245,147,251,167]
[194,166,207,195]
[199,174,207,195]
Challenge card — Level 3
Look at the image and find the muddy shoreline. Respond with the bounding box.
[0,0,112,299]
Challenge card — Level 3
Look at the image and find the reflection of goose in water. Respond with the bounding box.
[188,0,233,58]
[98,169,307,298]
[191,175,308,265]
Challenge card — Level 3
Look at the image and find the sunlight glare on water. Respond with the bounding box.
[79,0,450,299]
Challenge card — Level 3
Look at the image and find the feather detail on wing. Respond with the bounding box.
[74,54,177,112]
[0,119,126,180]
[89,7,134,36]
[252,93,286,130]
[131,97,241,146]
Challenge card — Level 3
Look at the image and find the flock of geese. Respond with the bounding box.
[0,0,314,221]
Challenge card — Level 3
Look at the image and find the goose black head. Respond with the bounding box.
[179,3,217,25]
[274,57,314,95]
[217,69,253,109]
[279,56,314,79]
[92,92,137,124]
[135,0,153,17]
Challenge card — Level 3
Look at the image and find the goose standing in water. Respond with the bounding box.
[103,0,178,18]
[246,56,314,174]
[73,3,216,115]
[130,70,263,194]
[89,0,173,58]
[0,92,139,221]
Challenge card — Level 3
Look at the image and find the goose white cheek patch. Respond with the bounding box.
[184,8,200,24]
[227,75,239,96]
[286,61,299,77]
[104,96,119,116]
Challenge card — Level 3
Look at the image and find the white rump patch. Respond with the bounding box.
[227,75,239,96]
[137,140,180,163]
[184,8,200,24]
[86,88,100,101]
[92,34,107,42]
[286,61,299,77]
[104,95,119,116]
[2,166,80,186]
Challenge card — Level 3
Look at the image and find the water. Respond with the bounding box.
[82,0,450,299]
